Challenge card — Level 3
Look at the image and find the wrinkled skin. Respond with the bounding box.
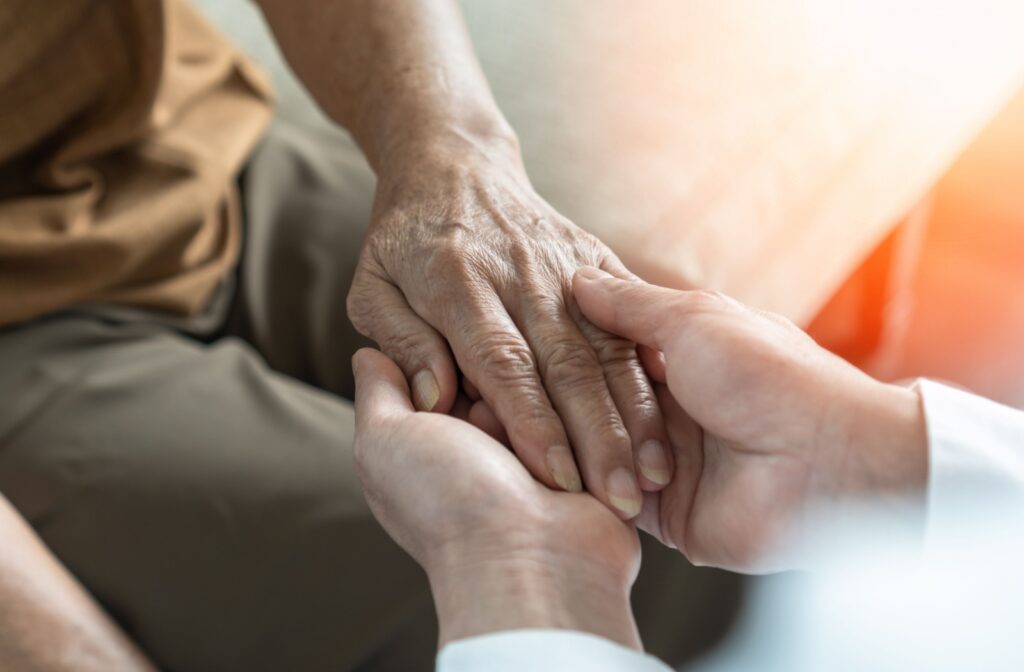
[347,137,673,519]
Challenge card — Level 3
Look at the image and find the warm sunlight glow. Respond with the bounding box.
[518,0,1024,322]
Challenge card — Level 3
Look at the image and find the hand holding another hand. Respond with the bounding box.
[573,267,928,572]
[351,348,643,649]
[351,265,930,652]
[346,133,672,520]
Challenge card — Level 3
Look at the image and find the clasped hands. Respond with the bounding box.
[352,266,928,648]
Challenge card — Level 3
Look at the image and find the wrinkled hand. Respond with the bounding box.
[573,268,928,573]
[347,137,671,518]
[351,348,641,647]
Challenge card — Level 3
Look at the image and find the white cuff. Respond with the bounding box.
[918,379,1024,554]
[437,630,673,672]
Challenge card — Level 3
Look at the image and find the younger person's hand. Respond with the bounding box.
[573,268,928,573]
[352,348,642,648]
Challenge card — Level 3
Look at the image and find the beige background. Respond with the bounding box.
[195,0,1023,325]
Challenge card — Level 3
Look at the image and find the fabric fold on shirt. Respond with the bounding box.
[0,0,273,325]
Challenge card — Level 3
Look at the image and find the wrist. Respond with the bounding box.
[427,544,640,651]
[815,374,928,516]
[370,107,523,180]
[846,379,928,495]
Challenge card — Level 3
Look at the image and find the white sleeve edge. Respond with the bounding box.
[918,379,1024,555]
[437,629,674,672]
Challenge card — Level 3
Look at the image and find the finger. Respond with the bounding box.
[635,491,670,547]
[638,345,667,384]
[593,259,673,488]
[351,348,416,430]
[598,257,668,391]
[651,383,703,556]
[347,269,458,413]
[513,290,642,519]
[468,400,508,445]
[572,267,688,350]
[438,293,583,494]
[573,310,673,492]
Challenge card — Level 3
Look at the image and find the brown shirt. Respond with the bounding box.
[0,0,272,326]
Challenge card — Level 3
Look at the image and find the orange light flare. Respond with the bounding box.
[552,1,1023,327]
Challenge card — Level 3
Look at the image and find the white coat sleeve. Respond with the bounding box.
[437,630,673,672]
[918,379,1024,552]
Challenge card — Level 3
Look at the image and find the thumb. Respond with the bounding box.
[352,348,416,430]
[572,267,683,351]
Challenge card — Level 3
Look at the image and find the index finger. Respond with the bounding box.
[352,348,416,430]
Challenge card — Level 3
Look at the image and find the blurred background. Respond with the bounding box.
[194,0,1024,664]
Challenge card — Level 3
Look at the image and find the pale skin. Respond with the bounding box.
[352,348,643,649]
[571,267,928,573]
[352,267,929,642]
[256,0,673,519]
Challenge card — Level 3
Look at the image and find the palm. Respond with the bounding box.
[640,386,815,573]
[572,268,925,574]
[629,303,842,572]
[361,409,639,580]
[690,436,812,571]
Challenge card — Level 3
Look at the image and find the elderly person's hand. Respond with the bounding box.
[262,0,670,519]
[347,134,671,519]
[351,347,642,648]
[573,267,928,573]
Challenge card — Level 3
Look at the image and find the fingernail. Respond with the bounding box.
[638,440,671,486]
[546,445,582,493]
[575,266,610,281]
[411,370,440,411]
[606,467,642,518]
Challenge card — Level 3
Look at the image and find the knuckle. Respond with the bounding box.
[423,240,477,282]
[509,388,562,427]
[471,333,537,378]
[381,328,434,366]
[627,397,662,432]
[468,335,563,424]
[590,334,637,368]
[537,337,603,388]
[631,390,662,423]
[525,291,566,324]
[608,369,661,422]
[507,232,538,270]
[589,412,632,447]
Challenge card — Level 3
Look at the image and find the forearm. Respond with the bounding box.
[257,0,518,173]
[0,494,156,672]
